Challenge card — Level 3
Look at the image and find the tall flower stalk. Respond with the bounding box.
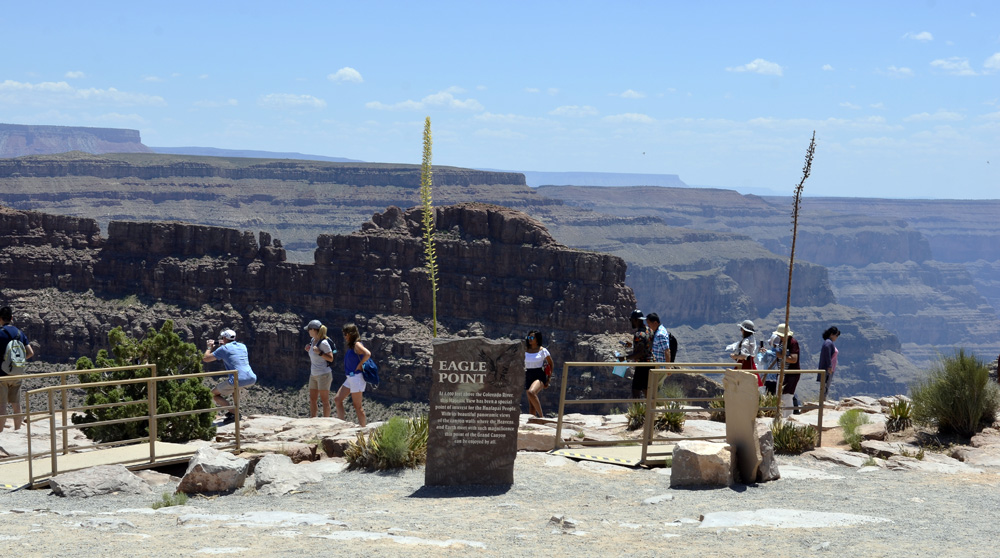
[777,132,816,406]
[420,116,439,337]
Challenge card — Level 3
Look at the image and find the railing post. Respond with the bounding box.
[554,363,569,450]
[26,396,34,485]
[48,390,58,478]
[817,371,826,446]
[148,364,157,463]
[61,374,69,455]
[640,366,656,465]
[233,372,241,451]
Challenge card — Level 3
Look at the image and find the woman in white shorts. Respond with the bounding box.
[334,323,370,427]
[304,319,336,417]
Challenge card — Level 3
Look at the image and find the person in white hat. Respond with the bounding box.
[203,328,257,425]
[769,323,800,417]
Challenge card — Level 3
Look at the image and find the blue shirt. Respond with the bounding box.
[651,324,670,363]
[344,347,361,376]
[212,342,257,386]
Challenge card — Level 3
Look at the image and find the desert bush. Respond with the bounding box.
[886,399,914,433]
[758,393,780,419]
[151,491,189,509]
[708,398,725,423]
[625,402,645,431]
[345,415,428,470]
[72,321,216,443]
[653,383,685,432]
[911,349,1000,437]
[839,408,870,451]
[771,418,817,454]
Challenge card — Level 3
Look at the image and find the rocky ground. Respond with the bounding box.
[2,397,1000,557]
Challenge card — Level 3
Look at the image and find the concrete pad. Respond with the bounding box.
[777,465,845,480]
[699,508,891,529]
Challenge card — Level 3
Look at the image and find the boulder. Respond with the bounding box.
[49,464,152,498]
[177,447,249,494]
[805,447,871,468]
[861,440,919,459]
[254,453,322,495]
[857,422,887,441]
[518,424,559,452]
[321,436,353,458]
[669,440,734,488]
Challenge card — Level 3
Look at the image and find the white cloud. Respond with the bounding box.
[726,58,783,76]
[886,66,914,78]
[524,87,540,93]
[930,57,977,76]
[258,93,326,109]
[328,67,363,83]
[144,76,163,82]
[547,88,559,96]
[194,98,239,108]
[903,110,964,122]
[822,64,834,71]
[365,90,483,111]
[615,89,645,99]
[603,113,654,124]
[0,80,166,107]
[64,71,85,79]
[549,105,598,117]
[903,31,934,42]
[475,112,548,124]
[984,53,1000,72]
[840,102,861,110]
[979,111,1000,120]
[870,102,884,109]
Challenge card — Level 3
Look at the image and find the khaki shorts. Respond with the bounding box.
[0,378,22,411]
[309,373,333,391]
[214,378,255,397]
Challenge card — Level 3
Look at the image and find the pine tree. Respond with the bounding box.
[73,320,216,443]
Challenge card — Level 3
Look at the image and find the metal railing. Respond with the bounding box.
[553,361,829,464]
[1,365,242,486]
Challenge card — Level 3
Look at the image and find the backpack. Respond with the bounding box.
[362,358,380,389]
[1,326,28,376]
[668,332,678,363]
[319,336,337,371]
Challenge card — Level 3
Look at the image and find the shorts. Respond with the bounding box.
[214,378,256,397]
[309,373,333,391]
[632,364,653,392]
[0,378,22,410]
[343,373,366,393]
[525,368,547,390]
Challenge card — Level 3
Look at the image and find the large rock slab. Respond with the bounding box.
[699,508,891,529]
[49,464,152,498]
[755,420,780,482]
[886,453,983,474]
[670,440,734,488]
[254,453,323,495]
[177,447,249,494]
[724,369,761,483]
[805,447,871,468]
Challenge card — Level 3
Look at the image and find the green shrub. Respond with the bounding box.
[709,398,725,423]
[911,349,1000,437]
[839,408,871,451]
[72,321,216,443]
[758,393,780,418]
[653,383,685,432]
[151,491,189,509]
[625,402,645,431]
[771,418,817,454]
[345,415,428,470]
[886,399,913,433]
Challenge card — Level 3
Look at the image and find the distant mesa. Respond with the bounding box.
[0,123,152,158]
[150,146,364,163]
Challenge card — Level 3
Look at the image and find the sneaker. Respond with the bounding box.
[220,412,236,425]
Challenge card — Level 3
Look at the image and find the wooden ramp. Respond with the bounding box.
[0,442,195,490]
[548,444,675,467]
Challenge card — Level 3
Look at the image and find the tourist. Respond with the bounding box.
[0,306,35,432]
[623,309,653,399]
[335,323,369,427]
[646,313,671,364]
[523,330,554,418]
[304,319,336,418]
[729,320,758,375]
[816,326,840,400]
[203,328,257,425]
[770,323,801,417]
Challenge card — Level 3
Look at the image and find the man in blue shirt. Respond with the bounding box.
[203,328,257,425]
[1,306,35,432]
[646,313,671,364]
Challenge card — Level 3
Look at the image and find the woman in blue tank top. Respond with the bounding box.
[334,323,370,427]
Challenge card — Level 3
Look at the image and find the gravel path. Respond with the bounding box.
[1,451,997,557]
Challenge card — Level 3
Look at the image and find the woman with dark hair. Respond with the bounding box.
[524,330,554,418]
[334,323,369,427]
[816,326,840,400]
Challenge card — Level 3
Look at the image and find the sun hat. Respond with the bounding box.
[773,323,794,337]
[305,319,323,331]
[739,320,756,333]
[219,329,237,341]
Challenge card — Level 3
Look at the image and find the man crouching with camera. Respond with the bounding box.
[203,328,257,425]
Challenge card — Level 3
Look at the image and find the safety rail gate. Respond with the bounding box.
[0,364,243,489]
[552,361,828,465]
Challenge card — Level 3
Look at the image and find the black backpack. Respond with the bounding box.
[319,336,337,370]
[669,332,678,363]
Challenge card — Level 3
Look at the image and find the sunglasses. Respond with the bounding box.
[526,336,535,340]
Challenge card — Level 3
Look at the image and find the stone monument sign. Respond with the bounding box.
[425,337,524,486]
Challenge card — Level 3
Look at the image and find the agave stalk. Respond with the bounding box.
[777,132,816,418]
[420,116,439,337]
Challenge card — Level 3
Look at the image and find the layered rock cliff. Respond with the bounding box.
[0,124,152,157]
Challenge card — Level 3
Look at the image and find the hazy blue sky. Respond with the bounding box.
[3,1,999,198]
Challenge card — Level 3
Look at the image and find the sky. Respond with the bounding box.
[2,1,999,198]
